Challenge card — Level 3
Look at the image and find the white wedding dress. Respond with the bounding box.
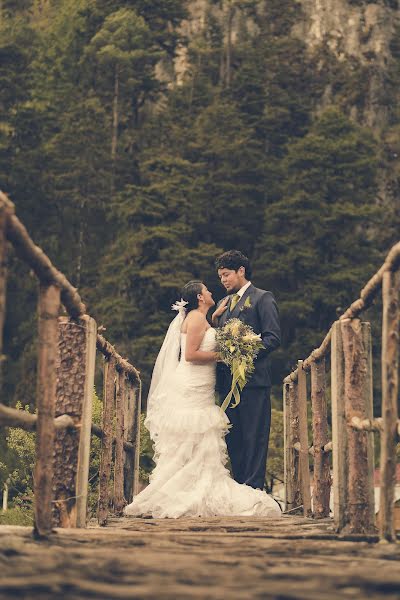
[124,327,281,519]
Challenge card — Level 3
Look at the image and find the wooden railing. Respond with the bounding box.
[0,192,142,536]
[283,241,400,541]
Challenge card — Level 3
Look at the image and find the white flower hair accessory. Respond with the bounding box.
[171,298,188,314]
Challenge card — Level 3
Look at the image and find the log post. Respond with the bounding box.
[283,383,291,512]
[124,380,141,503]
[363,321,375,531]
[341,318,375,533]
[98,356,116,526]
[379,270,400,542]
[297,360,312,517]
[133,381,142,496]
[331,320,349,530]
[310,358,331,518]
[53,315,97,528]
[3,481,8,511]
[285,381,302,512]
[113,369,126,515]
[0,200,8,392]
[34,284,61,537]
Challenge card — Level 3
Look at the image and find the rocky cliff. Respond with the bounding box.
[175,1,398,125]
[172,0,400,206]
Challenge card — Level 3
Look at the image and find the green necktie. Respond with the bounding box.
[230,293,240,311]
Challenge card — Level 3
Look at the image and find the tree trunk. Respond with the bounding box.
[0,200,7,393]
[76,198,85,290]
[226,4,234,88]
[111,64,120,194]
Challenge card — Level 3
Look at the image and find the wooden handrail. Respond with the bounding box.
[284,241,400,383]
[0,191,86,319]
[0,191,140,381]
[0,403,135,453]
[96,334,140,382]
[0,191,142,534]
[283,241,400,542]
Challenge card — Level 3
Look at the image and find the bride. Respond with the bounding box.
[124,280,281,519]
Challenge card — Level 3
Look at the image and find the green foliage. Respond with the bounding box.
[0,394,103,520]
[2,402,36,504]
[86,389,104,518]
[0,507,33,526]
[139,412,153,482]
[266,408,284,481]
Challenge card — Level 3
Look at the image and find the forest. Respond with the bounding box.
[1,0,400,510]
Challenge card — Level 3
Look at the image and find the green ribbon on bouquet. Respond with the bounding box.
[220,358,247,412]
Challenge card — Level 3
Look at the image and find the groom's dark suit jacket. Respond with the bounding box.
[215,284,281,391]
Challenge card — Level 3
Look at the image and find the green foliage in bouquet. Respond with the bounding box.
[216,318,264,412]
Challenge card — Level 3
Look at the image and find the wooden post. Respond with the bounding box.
[53,316,97,528]
[331,320,349,531]
[133,381,141,496]
[285,382,302,512]
[2,482,8,511]
[113,370,126,515]
[379,270,400,542]
[283,383,291,512]
[124,380,141,503]
[310,358,331,518]
[298,360,312,517]
[363,321,375,531]
[341,318,375,534]
[34,284,60,537]
[0,201,8,392]
[98,356,116,526]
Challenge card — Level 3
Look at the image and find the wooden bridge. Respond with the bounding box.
[0,191,399,599]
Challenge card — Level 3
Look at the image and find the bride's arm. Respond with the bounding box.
[211,296,229,326]
[185,313,218,363]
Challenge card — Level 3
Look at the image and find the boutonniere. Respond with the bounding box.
[239,297,252,312]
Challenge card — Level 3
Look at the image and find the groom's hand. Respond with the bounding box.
[212,297,229,323]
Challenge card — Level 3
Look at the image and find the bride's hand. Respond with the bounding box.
[212,297,229,322]
[213,351,223,362]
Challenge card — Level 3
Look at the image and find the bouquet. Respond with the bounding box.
[216,318,264,412]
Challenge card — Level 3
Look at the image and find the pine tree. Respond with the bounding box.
[254,107,382,379]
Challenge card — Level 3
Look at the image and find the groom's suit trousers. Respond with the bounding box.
[225,385,271,490]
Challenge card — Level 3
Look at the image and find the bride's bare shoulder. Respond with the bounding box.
[181,311,206,333]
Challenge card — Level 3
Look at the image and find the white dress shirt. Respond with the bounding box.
[235,281,252,298]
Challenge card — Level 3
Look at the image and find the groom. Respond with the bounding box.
[213,250,281,491]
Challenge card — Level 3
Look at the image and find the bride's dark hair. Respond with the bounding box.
[181,280,204,314]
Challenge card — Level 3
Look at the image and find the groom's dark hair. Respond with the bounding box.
[215,250,252,279]
[181,280,204,313]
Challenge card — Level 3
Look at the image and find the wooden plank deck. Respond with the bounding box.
[1,516,400,599]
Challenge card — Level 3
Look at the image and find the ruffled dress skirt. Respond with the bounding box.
[124,330,281,519]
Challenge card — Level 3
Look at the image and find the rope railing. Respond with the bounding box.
[0,191,142,536]
[283,241,400,542]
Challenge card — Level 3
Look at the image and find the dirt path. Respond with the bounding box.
[1,516,400,599]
